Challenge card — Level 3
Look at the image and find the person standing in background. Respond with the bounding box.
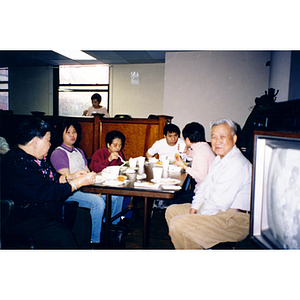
[83,93,109,117]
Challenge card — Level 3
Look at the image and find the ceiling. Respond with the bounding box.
[0,50,174,68]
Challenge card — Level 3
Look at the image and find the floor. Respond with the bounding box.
[117,197,259,250]
[119,197,174,250]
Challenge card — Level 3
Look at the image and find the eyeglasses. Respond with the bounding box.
[111,143,122,148]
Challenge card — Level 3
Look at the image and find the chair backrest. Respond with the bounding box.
[62,201,79,230]
[148,114,159,120]
[183,175,196,191]
[1,199,14,227]
[0,199,78,249]
[114,114,132,119]
[1,199,15,249]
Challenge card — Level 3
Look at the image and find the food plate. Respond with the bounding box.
[95,175,108,183]
[168,166,182,173]
[148,157,158,163]
[134,182,160,189]
[124,168,136,174]
[161,185,181,190]
[103,180,125,187]
[151,178,181,185]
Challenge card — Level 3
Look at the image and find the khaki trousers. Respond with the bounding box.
[165,203,250,249]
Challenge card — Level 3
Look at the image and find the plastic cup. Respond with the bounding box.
[152,167,163,180]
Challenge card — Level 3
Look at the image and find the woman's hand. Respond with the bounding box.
[108,151,119,162]
[70,169,88,180]
[59,169,87,183]
[67,172,96,192]
[174,153,185,167]
[76,172,96,187]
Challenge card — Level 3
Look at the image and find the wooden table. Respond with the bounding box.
[81,164,188,248]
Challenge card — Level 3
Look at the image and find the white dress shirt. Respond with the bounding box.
[191,145,252,215]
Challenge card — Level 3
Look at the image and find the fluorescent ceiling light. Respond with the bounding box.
[53,50,96,60]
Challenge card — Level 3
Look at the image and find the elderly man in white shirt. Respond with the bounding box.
[165,118,252,249]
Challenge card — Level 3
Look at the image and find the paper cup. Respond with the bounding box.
[148,157,157,163]
[138,156,145,168]
[160,155,168,161]
[162,159,169,170]
[129,158,137,168]
[178,143,186,153]
[110,166,120,179]
[153,167,163,180]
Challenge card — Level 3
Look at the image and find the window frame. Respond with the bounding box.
[56,65,110,117]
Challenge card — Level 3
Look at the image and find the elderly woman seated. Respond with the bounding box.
[0,118,96,249]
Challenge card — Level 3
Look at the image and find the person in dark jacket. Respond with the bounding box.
[1,118,96,249]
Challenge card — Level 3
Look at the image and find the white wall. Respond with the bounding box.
[288,51,300,101]
[268,51,291,102]
[163,51,271,140]
[109,63,165,118]
[8,52,274,139]
[10,66,53,115]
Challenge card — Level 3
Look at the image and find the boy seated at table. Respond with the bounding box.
[146,123,186,162]
[146,123,186,210]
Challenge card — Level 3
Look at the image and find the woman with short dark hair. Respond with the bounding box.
[1,118,95,248]
[90,130,126,173]
[175,122,215,190]
[89,130,126,224]
[50,119,106,246]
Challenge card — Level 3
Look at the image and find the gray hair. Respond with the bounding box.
[210,118,237,136]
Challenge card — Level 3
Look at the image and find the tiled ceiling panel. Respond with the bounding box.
[0,50,173,67]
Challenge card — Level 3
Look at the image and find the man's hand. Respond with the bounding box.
[189,208,197,214]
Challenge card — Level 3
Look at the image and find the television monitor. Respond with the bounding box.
[250,131,300,249]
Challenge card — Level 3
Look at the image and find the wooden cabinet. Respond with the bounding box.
[0,113,172,160]
[84,114,172,159]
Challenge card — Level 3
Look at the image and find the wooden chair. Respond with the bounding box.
[1,199,79,249]
[114,114,132,119]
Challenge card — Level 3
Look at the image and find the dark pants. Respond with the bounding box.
[4,208,91,249]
